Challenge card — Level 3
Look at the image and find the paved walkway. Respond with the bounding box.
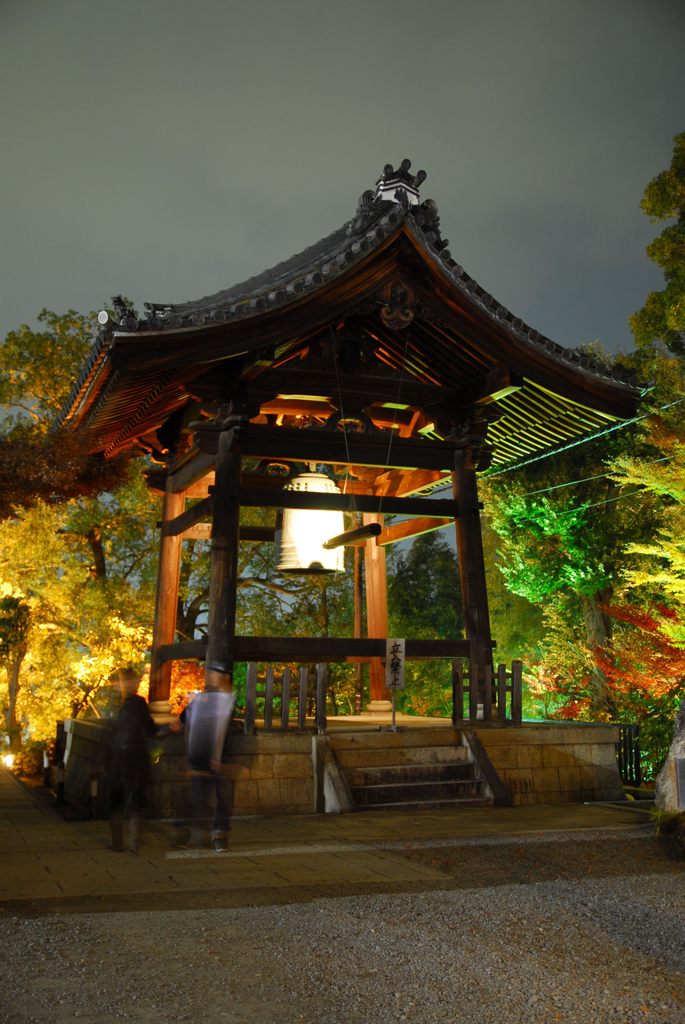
[0,765,655,913]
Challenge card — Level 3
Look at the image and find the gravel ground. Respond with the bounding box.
[2,870,684,1024]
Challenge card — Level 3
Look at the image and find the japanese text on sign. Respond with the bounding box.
[385,638,406,690]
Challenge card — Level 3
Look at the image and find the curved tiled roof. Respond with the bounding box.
[103,160,633,387]
[60,160,640,463]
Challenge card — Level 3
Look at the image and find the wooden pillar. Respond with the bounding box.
[363,512,391,710]
[205,426,242,683]
[452,447,493,683]
[148,481,185,711]
[353,541,364,714]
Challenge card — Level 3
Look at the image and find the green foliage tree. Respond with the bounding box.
[0,473,159,742]
[631,131,685,355]
[388,531,463,639]
[479,135,685,777]
[607,137,685,739]
[0,309,160,749]
[481,411,662,717]
[481,518,543,673]
[0,309,95,427]
[0,594,31,750]
[616,183,685,650]
[0,309,130,518]
[386,531,463,716]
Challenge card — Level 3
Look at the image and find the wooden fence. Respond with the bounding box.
[239,658,524,733]
[615,723,641,786]
[242,663,329,734]
[451,660,523,726]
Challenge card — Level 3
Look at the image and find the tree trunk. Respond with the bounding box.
[582,589,616,717]
[177,591,208,643]
[87,526,107,579]
[176,539,211,641]
[6,647,26,752]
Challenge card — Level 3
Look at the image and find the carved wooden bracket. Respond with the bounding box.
[378,280,416,330]
[190,401,251,455]
[450,409,496,471]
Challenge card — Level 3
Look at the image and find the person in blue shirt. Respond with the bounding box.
[178,664,236,852]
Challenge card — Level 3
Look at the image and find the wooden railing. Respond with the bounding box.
[242,663,328,735]
[239,658,524,733]
[451,660,523,725]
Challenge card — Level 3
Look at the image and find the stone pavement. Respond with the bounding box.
[0,764,654,914]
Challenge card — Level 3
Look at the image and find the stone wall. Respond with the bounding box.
[62,719,315,818]
[471,723,624,805]
[150,731,315,818]
[62,718,625,817]
[62,718,114,817]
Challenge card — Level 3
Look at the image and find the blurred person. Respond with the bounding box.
[177,663,236,851]
[108,668,157,853]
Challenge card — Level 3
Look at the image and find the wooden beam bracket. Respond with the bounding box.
[239,488,458,519]
[157,636,493,664]
[162,495,213,537]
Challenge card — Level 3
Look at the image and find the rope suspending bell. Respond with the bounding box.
[331,326,353,496]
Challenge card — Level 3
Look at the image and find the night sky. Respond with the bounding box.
[2,0,683,354]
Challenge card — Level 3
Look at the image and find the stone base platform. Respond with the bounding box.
[60,717,624,818]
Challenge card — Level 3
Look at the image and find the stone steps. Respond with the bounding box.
[353,796,493,812]
[335,745,470,769]
[329,728,492,812]
[346,762,475,787]
[351,777,484,807]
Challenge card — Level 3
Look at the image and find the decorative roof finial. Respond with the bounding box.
[375,159,427,208]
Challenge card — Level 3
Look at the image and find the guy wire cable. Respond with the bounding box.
[520,456,672,499]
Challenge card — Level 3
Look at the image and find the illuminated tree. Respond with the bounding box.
[385,532,463,717]
[0,309,160,748]
[481,134,685,767]
[631,131,685,355]
[0,593,31,751]
[481,408,661,716]
[0,309,131,518]
[0,472,159,744]
[594,602,685,776]
[609,352,685,649]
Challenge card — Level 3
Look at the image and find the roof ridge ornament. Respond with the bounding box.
[375,159,427,207]
[109,295,140,332]
[346,158,428,236]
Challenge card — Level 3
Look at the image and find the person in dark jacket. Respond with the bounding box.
[108,668,157,853]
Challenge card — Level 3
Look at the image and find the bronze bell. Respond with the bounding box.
[276,473,345,574]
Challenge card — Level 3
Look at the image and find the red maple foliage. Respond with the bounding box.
[595,603,685,704]
[168,661,205,714]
